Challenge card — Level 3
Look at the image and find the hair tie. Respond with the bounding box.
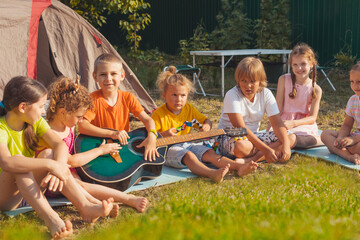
[0,100,5,109]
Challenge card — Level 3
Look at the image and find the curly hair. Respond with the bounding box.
[47,76,92,122]
[156,66,195,95]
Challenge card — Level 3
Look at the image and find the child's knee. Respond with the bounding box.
[320,130,335,141]
[289,133,297,147]
[233,140,251,157]
[201,149,218,162]
[182,151,197,163]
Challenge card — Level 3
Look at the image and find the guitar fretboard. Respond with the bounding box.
[156,129,225,147]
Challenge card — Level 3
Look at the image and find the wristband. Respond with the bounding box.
[148,129,158,137]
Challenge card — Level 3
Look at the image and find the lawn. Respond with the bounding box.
[1,67,358,240]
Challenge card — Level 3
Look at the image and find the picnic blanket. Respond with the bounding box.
[5,131,360,217]
[293,146,360,171]
[3,166,196,217]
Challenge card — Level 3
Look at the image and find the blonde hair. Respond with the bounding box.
[47,76,92,122]
[156,66,195,95]
[289,43,318,99]
[351,61,360,72]
[94,53,123,73]
[235,57,267,92]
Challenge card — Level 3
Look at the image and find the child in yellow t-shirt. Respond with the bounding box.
[152,66,258,182]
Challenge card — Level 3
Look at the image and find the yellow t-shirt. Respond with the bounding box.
[151,103,207,136]
[0,116,50,158]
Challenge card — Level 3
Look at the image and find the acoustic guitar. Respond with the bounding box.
[74,127,247,191]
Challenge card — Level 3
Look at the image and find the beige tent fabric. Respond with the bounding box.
[0,1,33,97]
[0,0,157,112]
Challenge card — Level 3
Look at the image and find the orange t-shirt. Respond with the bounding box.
[83,89,144,132]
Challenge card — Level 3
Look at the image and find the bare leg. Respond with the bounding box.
[321,130,360,164]
[233,140,255,158]
[37,150,114,222]
[201,149,258,177]
[69,173,120,217]
[0,171,73,239]
[59,175,114,222]
[74,177,148,213]
[182,151,230,183]
[235,133,297,163]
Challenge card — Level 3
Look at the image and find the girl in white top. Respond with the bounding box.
[217,57,296,163]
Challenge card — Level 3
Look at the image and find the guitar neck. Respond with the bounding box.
[156,129,225,147]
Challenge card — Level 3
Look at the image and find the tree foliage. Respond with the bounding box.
[211,0,253,50]
[255,0,291,61]
[60,0,151,53]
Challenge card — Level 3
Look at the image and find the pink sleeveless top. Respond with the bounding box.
[35,128,76,172]
[280,74,319,136]
[63,128,74,154]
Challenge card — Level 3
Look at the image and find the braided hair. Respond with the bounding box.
[289,43,318,99]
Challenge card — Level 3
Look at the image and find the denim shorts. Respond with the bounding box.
[217,131,281,158]
[165,142,211,168]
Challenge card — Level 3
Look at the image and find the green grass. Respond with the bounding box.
[1,64,360,239]
[76,156,360,240]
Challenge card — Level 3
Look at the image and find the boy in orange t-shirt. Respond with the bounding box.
[78,53,158,161]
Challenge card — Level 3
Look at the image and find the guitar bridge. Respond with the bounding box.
[107,139,122,163]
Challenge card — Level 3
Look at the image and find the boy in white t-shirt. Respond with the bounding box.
[217,57,296,163]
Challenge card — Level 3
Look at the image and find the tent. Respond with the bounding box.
[0,0,157,112]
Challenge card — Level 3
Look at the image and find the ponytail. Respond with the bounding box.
[2,76,47,151]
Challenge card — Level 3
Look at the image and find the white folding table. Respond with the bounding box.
[190,49,292,97]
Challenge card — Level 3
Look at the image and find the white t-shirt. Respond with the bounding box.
[217,86,279,133]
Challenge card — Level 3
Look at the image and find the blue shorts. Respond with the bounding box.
[217,131,282,158]
[165,142,211,168]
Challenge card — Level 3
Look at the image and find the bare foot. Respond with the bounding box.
[349,154,360,165]
[210,164,230,183]
[127,195,148,213]
[236,161,258,177]
[51,220,73,240]
[110,203,120,218]
[81,198,114,223]
[236,155,262,163]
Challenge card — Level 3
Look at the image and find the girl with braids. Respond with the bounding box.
[321,62,360,164]
[268,43,323,148]
[0,77,115,239]
[151,66,258,183]
[39,76,148,213]
[217,57,296,163]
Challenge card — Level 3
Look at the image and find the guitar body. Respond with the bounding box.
[74,128,166,191]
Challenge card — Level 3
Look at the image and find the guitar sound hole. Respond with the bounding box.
[131,139,145,154]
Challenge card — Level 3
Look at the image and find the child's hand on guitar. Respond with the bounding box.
[99,139,122,155]
[111,130,130,145]
[200,123,211,132]
[136,134,159,162]
[161,128,178,137]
